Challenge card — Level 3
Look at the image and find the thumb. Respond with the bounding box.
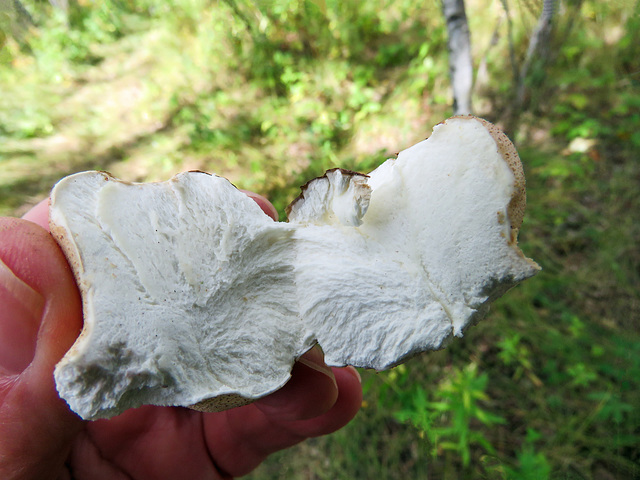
[0,217,84,478]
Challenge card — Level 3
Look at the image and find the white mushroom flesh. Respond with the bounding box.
[50,116,540,420]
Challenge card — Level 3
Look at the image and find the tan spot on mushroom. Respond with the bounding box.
[188,394,253,413]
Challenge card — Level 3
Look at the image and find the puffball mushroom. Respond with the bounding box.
[50,116,540,420]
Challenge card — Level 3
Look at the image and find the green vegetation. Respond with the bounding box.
[1,1,638,478]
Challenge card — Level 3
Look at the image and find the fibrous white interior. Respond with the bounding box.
[51,116,540,420]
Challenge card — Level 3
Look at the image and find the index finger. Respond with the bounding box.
[21,198,51,231]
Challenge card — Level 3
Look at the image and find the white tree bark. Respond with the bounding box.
[442,0,473,115]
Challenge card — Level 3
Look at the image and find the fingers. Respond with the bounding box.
[20,198,51,231]
[74,406,224,480]
[202,347,362,477]
[272,365,362,438]
[254,346,338,422]
[0,218,84,478]
[239,190,279,221]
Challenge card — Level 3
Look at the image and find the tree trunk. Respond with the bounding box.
[442,0,473,115]
[515,0,556,109]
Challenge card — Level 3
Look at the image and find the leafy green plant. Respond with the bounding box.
[393,363,505,467]
[497,333,543,387]
[503,429,551,480]
[566,362,598,388]
[588,391,634,426]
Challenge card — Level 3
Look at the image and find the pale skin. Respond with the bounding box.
[0,194,362,480]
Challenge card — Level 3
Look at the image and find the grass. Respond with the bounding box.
[1,1,639,478]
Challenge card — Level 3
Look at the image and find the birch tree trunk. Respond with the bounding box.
[442,0,473,115]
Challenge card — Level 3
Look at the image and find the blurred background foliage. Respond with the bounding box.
[1,0,639,478]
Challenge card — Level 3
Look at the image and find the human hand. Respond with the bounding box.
[0,195,362,479]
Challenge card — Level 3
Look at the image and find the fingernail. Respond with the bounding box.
[297,345,337,388]
[0,257,45,374]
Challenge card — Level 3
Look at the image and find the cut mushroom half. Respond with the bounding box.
[50,116,540,420]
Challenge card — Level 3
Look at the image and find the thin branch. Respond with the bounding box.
[499,0,519,85]
[516,0,556,108]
